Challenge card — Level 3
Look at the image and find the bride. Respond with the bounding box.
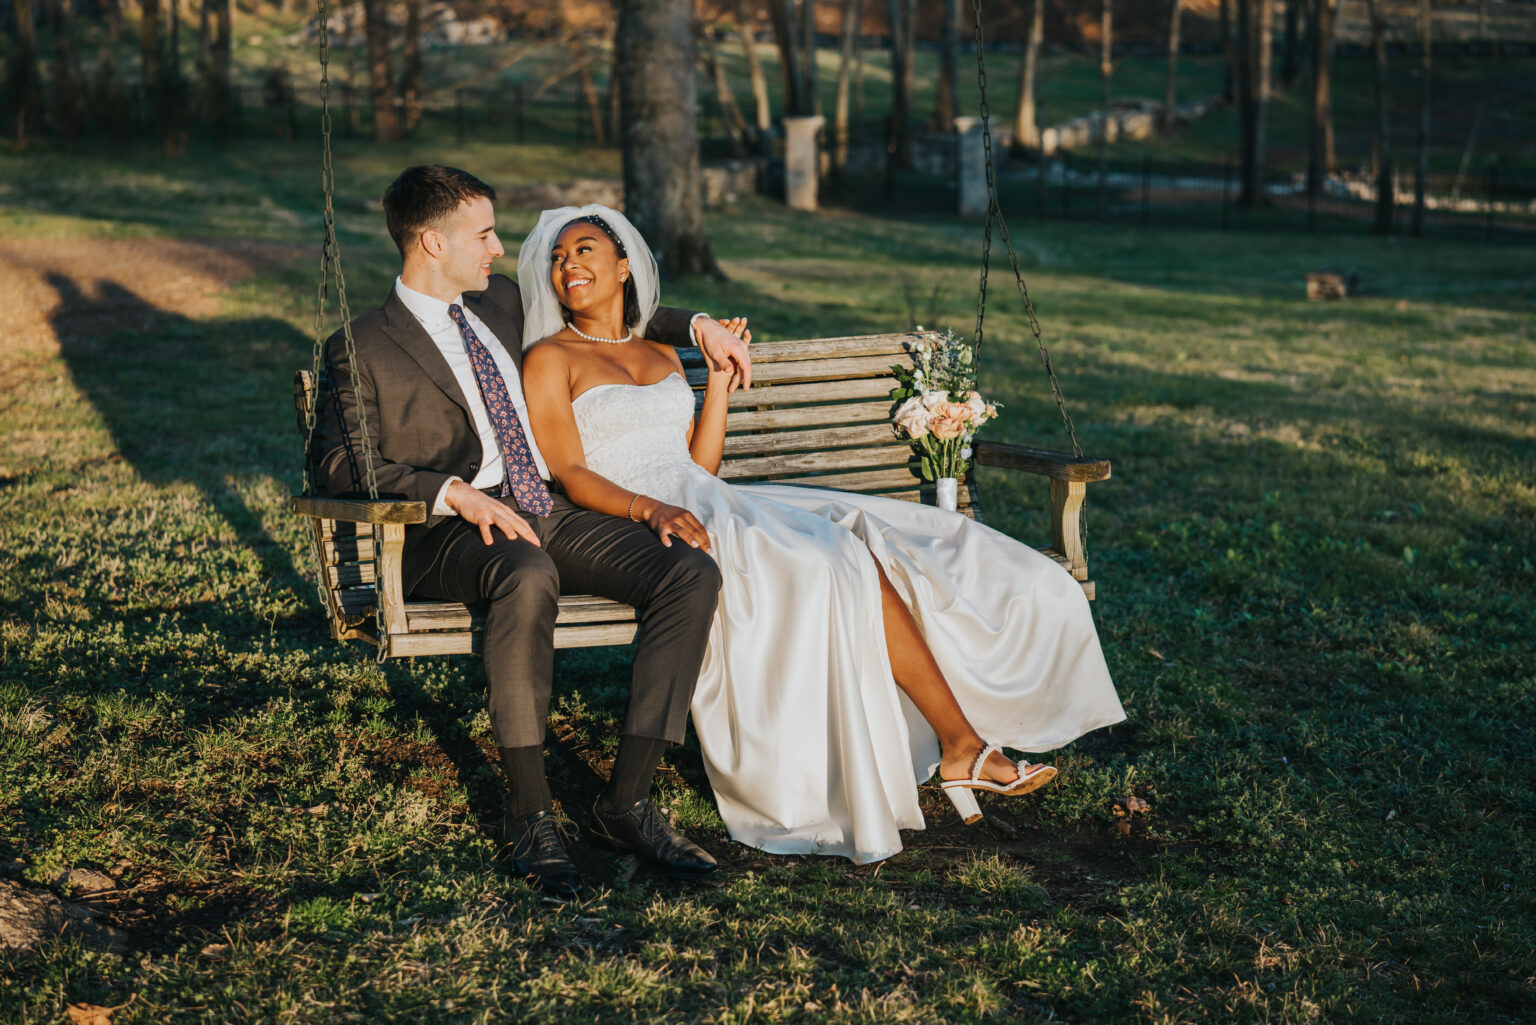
[519,205,1123,864]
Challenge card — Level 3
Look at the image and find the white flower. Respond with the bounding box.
[965,391,987,418]
[921,390,949,412]
[961,446,972,460]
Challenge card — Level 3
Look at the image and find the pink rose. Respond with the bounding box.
[929,402,974,440]
[893,396,930,439]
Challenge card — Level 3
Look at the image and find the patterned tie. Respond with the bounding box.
[447,303,554,518]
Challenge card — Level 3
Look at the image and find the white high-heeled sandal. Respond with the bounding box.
[940,742,1057,824]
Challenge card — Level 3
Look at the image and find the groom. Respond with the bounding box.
[313,165,751,896]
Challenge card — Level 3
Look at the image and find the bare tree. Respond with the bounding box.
[800,0,819,116]
[932,0,957,132]
[1366,0,1392,232]
[1012,0,1043,151]
[210,0,231,127]
[1162,0,1181,133]
[832,0,859,168]
[401,0,424,133]
[49,0,84,141]
[360,0,399,142]
[1306,0,1335,198]
[769,0,805,115]
[1097,0,1112,219]
[1412,0,1431,236]
[4,0,43,144]
[140,0,161,97]
[733,0,771,135]
[1281,0,1300,87]
[887,0,917,168]
[701,23,746,154]
[617,0,721,278]
[1238,0,1273,208]
[1220,0,1235,102]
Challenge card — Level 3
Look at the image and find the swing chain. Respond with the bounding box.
[969,0,1088,558]
[304,0,387,658]
[969,0,1083,462]
[305,0,377,503]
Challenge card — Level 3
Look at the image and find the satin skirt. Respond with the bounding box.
[673,466,1124,864]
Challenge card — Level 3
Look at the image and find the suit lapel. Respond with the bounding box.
[378,288,474,415]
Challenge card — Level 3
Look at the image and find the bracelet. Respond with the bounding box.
[627,495,641,522]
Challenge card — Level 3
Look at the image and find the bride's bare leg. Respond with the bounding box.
[872,557,1040,785]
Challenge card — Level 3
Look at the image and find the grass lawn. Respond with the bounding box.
[1,135,1534,1023]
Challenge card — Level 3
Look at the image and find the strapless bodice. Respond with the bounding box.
[571,372,697,501]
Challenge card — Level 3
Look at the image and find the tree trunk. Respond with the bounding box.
[1221,0,1235,102]
[1367,0,1392,232]
[211,0,230,124]
[617,0,722,279]
[49,0,84,141]
[1162,0,1181,132]
[140,0,161,97]
[932,0,957,131]
[1098,0,1112,219]
[401,0,423,132]
[769,0,804,116]
[1412,0,1431,236]
[1306,0,1334,197]
[833,0,858,168]
[198,0,210,69]
[801,0,819,116]
[5,0,43,144]
[887,0,915,168]
[361,0,399,142]
[1281,0,1300,87]
[168,0,180,76]
[1238,0,1272,208]
[702,25,745,154]
[734,0,771,133]
[1012,0,1043,150]
[853,0,865,115]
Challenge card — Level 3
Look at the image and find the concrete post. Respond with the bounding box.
[954,116,988,218]
[784,115,825,211]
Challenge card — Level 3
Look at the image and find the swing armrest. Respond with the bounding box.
[290,497,429,525]
[972,441,1111,482]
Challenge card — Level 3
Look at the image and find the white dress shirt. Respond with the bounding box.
[393,278,552,517]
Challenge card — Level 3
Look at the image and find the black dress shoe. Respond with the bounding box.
[589,798,717,879]
[503,810,581,898]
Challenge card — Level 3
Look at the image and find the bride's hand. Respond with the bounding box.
[643,501,712,553]
[708,318,751,393]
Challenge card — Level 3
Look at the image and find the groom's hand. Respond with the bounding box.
[694,316,753,390]
[445,480,541,547]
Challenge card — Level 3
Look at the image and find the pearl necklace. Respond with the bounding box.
[568,322,633,345]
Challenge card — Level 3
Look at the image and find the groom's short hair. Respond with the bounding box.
[383,165,496,257]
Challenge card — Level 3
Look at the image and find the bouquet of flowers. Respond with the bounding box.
[889,328,1000,482]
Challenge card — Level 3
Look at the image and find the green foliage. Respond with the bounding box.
[0,138,1533,1023]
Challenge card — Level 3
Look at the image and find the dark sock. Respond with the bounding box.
[599,734,670,811]
[499,745,553,821]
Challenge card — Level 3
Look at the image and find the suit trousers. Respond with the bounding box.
[405,494,721,748]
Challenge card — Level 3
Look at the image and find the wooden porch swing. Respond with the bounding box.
[290,0,1112,660]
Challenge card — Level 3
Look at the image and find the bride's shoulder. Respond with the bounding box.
[522,333,578,373]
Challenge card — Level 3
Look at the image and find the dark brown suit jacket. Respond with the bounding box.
[313,273,697,591]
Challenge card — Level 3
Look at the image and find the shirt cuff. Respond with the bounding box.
[433,476,463,518]
[689,312,712,345]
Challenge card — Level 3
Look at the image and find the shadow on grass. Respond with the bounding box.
[46,271,313,614]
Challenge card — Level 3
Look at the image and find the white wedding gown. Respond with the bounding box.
[573,374,1124,864]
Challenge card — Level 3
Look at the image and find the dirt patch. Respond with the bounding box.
[0,238,305,392]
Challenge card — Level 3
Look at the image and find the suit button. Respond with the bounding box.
[469,462,480,471]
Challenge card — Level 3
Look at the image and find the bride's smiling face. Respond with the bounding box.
[550,221,630,322]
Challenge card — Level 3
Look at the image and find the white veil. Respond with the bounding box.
[516,203,660,350]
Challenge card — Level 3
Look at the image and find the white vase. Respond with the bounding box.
[935,477,959,512]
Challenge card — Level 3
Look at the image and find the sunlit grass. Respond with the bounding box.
[0,139,1532,1023]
